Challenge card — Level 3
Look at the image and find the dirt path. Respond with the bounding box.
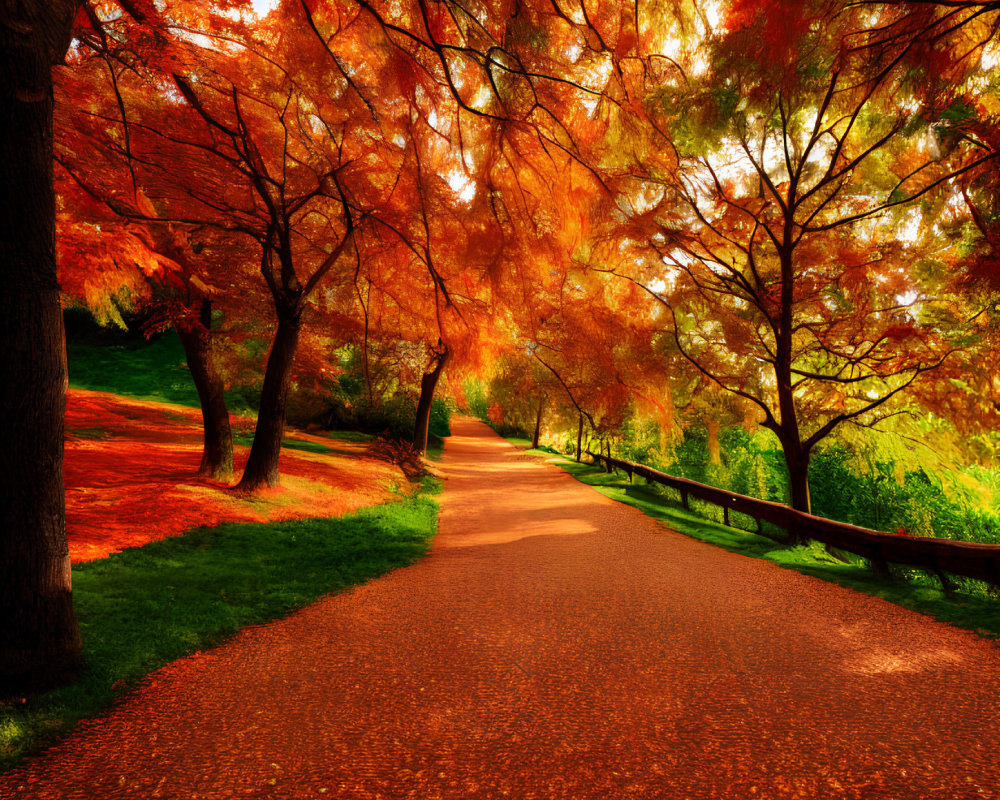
[4,417,1000,799]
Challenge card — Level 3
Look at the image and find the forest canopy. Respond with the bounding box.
[50,0,1000,507]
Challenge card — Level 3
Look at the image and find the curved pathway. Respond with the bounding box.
[3,417,1000,799]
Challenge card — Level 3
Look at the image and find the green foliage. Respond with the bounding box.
[489,420,533,439]
[429,397,451,438]
[425,434,446,462]
[66,427,109,441]
[809,443,1000,543]
[594,414,1000,545]
[323,345,452,443]
[939,98,977,126]
[616,417,662,466]
[0,480,441,772]
[231,434,333,454]
[716,428,789,503]
[462,379,490,421]
[325,430,377,443]
[67,330,201,408]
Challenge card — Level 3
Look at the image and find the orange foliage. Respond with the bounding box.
[64,390,405,563]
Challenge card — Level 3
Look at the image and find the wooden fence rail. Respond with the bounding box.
[585,451,1000,588]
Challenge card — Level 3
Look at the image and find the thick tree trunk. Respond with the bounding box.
[782,442,813,545]
[531,395,544,449]
[413,345,450,455]
[787,454,812,515]
[234,312,301,493]
[774,235,812,527]
[176,299,233,480]
[0,11,83,694]
[576,414,583,462]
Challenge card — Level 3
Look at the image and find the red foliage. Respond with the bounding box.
[64,390,405,563]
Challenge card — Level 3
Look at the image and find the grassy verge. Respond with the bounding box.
[232,434,334,455]
[67,333,203,409]
[426,433,446,462]
[523,446,1000,641]
[326,430,377,444]
[0,477,441,773]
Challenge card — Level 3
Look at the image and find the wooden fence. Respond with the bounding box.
[586,451,1000,588]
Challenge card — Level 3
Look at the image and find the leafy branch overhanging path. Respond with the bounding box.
[4,417,1000,798]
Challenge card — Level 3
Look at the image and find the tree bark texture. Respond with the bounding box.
[576,414,583,462]
[775,240,812,520]
[0,3,84,694]
[785,445,813,516]
[531,395,544,450]
[706,418,721,466]
[176,299,233,480]
[235,312,301,493]
[413,344,450,455]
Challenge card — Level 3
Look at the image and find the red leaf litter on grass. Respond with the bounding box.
[64,389,407,563]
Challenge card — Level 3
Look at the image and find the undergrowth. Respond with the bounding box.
[0,477,441,773]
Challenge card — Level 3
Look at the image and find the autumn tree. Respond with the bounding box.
[55,3,399,492]
[867,1,1000,445]
[55,143,245,479]
[321,0,633,453]
[600,0,998,516]
[0,0,165,694]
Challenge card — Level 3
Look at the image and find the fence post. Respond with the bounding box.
[934,566,957,594]
[680,489,690,510]
[723,506,730,527]
[869,545,892,581]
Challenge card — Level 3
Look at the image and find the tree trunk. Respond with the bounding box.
[774,234,811,527]
[576,414,583,462]
[234,312,301,493]
[176,299,233,480]
[413,344,450,455]
[0,10,83,694]
[531,395,544,449]
[783,443,813,544]
[786,451,812,514]
[706,418,721,466]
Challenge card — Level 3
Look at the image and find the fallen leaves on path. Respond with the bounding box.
[7,417,1000,799]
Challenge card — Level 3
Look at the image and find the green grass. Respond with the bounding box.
[425,433,446,462]
[0,477,441,772]
[528,448,1000,642]
[326,430,377,443]
[66,332,260,415]
[67,333,203,408]
[232,434,333,455]
[66,427,109,441]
